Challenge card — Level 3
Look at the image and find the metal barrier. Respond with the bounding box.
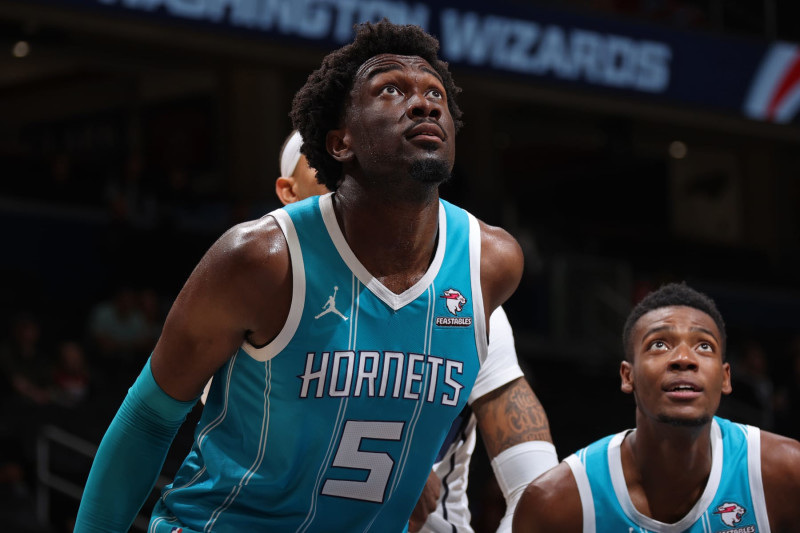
[35,424,170,531]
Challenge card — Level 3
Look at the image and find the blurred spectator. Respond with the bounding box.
[718,337,776,429]
[0,313,53,406]
[0,313,57,532]
[157,164,196,231]
[774,335,800,441]
[40,151,99,208]
[51,340,91,408]
[0,451,46,533]
[101,153,158,284]
[104,152,157,230]
[87,285,149,360]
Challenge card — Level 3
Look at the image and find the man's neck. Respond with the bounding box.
[621,419,714,523]
[331,179,441,294]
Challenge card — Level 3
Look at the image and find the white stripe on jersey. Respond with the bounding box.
[197,351,238,448]
[204,360,272,532]
[298,277,358,532]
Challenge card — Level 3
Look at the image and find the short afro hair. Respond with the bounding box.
[622,282,727,361]
[290,19,463,191]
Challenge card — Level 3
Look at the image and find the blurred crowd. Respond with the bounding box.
[0,284,166,532]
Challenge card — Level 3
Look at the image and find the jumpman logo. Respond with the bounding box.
[315,286,349,321]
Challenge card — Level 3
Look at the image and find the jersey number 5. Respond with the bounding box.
[321,420,404,503]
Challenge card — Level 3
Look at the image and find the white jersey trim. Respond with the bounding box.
[467,212,488,366]
[319,193,447,311]
[241,209,306,362]
[564,454,596,533]
[610,419,723,532]
[746,425,771,533]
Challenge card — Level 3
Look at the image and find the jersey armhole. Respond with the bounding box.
[241,209,305,362]
[564,454,595,533]
[468,212,488,366]
[747,425,771,533]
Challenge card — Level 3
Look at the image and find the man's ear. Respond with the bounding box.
[721,361,732,395]
[326,129,354,163]
[620,361,634,394]
[275,177,298,206]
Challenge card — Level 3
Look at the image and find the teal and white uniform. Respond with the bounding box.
[565,416,771,533]
[150,193,487,532]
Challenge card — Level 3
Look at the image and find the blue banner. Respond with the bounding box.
[34,0,800,125]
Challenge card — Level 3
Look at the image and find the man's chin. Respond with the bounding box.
[657,413,712,427]
[409,158,452,185]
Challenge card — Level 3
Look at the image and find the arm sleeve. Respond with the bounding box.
[468,306,524,403]
[491,441,559,533]
[73,358,197,533]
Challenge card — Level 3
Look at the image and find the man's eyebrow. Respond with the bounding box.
[366,64,402,80]
[365,63,445,86]
[642,325,719,342]
[643,325,671,338]
[420,65,444,84]
[690,326,718,341]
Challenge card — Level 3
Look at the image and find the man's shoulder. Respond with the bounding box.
[514,461,583,533]
[761,429,800,472]
[197,215,292,288]
[760,430,800,530]
[222,215,286,256]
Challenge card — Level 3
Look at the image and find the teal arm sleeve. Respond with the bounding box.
[74,358,197,533]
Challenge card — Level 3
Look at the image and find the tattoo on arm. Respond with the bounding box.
[474,377,553,458]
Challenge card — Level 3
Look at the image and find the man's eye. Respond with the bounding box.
[382,86,399,95]
[650,341,666,350]
[428,89,443,99]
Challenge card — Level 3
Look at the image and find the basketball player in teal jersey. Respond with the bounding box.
[274,130,558,533]
[513,283,800,533]
[75,20,526,532]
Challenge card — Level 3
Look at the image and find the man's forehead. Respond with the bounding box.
[354,53,441,82]
[634,305,719,337]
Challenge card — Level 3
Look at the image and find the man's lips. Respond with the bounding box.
[663,380,703,400]
[406,122,445,142]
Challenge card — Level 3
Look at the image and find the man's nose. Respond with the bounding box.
[669,343,698,371]
[407,92,441,120]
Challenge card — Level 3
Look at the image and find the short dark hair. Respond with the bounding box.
[290,19,463,190]
[622,282,727,361]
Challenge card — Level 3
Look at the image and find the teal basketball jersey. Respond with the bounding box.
[565,417,771,533]
[150,193,487,532]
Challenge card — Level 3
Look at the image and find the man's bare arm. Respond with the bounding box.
[473,377,552,457]
[761,431,800,533]
[408,470,441,532]
[152,215,293,401]
[478,220,524,325]
[512,463,582,533]
[473,377,558,533]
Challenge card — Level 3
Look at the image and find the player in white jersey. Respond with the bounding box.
[277,131,558,533]
[75,20,526,532]
[513,282,800,533]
